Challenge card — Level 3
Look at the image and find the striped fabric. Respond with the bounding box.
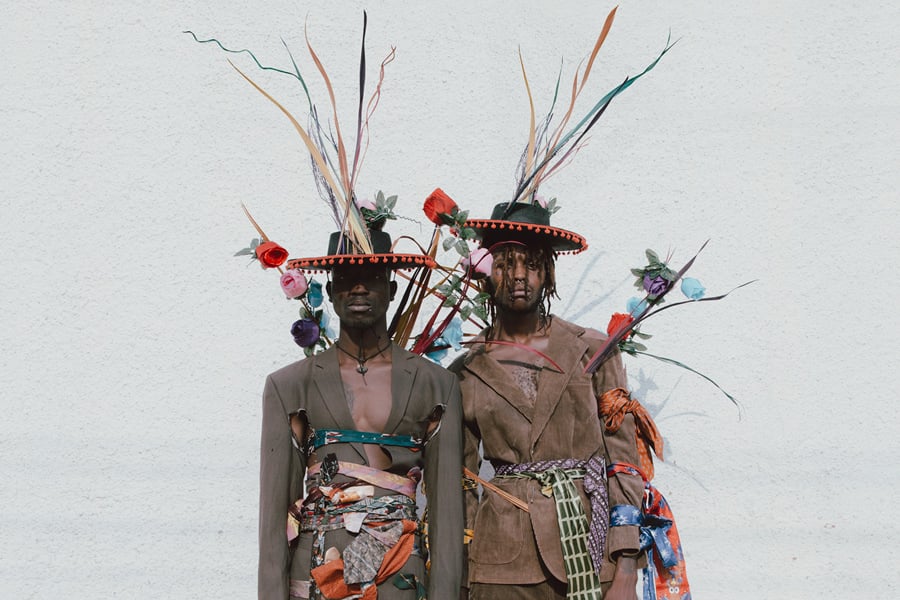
[494,457,608,600]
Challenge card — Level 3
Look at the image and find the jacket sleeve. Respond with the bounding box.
[594,349,644,560]
[423,374,465,600]
[258,374,304,600]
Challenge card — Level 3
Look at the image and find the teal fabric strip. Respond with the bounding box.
[313,428,422,450]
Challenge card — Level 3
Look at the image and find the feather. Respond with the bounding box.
[353,46,396,192]
[304,22,352,203]
[350,11,368,189]
[577,6,617,94]
[227,61,376,251]
[240,202,271,241]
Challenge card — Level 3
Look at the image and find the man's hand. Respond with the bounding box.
[605,555,639,600]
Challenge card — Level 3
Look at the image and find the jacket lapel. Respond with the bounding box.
[465,345,535,423]
[385,344,415,434]
[311,346,367,463]
[529,319,587,448]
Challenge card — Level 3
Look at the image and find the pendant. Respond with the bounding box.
[356,363,368,375]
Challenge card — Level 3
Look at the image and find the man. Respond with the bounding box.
[259,230,464,600]
[451,202,648,600]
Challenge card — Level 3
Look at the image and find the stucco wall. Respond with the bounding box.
[2,1,898,597]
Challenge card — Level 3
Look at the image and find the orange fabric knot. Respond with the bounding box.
[598,387,664,480]
[310,519,418,599]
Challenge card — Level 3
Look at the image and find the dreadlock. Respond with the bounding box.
[485,243,558,340]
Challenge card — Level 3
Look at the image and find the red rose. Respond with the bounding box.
[606,312,635,338]
[423,188,458,226]
[255,241,288,268]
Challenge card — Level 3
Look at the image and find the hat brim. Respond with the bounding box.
[466,219,587,254]
[287,253,436,272]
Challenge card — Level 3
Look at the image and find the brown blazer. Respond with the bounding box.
[450,317,644,585]
[258,344,464,600]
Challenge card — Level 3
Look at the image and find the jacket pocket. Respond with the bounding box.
[469,488,525,565]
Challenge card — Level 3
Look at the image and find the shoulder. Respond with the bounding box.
[395,345,457,386]
[266,348,329,386]
[552,315,609,352]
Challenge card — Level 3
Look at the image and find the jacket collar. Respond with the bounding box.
[464,317,588,441]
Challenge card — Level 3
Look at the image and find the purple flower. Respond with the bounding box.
[290,318,321,348]
[643,274,671,298]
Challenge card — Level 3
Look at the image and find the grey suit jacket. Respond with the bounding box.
[258,344,463,600]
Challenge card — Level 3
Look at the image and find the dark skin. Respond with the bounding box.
[291,264,398,470]
[487,245,639,600]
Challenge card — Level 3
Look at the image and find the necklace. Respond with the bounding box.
[335,339,391,375]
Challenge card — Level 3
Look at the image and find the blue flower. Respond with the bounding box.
[425,340,449,364]
[320,309,339,341]
[443,316,463,351]
[307,279,324,307]
[626,296,650,317]
[680,277,706,300]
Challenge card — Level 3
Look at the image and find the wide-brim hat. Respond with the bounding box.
[467,202,587,254]
[287,229,435,272]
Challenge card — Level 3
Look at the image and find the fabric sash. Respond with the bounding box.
[313,429,422,450]
[494,457,608,600]
[607,463,691,600]
[307,461,419,499]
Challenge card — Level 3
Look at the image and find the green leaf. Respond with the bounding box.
[630,268,645,277]
[454,239,469,256]
[474,306,489,321]
[646,249,660,264]
[443,237,456,251]
[459,305,473,321]
[386,195,397,209]
[442,294,458,307]
[634,330,653,340]
[251,238,261,249]
[234,247,254,257]
[457,209,469,222]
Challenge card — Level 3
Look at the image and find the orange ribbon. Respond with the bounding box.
[598,387,664,480]
[311,519,418,599]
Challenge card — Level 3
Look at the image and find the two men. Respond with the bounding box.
[452,202,647,600]
[259,230,464,599]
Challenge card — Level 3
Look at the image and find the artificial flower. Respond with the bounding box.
[425,340,449,364]
[443,316,464,350]
[423,188,458,226]
[280,269,309,299]
[461,247,493,279]
[355,197,376,211]
[606,312,635,339]
[643,274,671,298]
[626,296,650,318]
[680,277,706,300]
[320,309,339,341]
[255,241,288,269]
[291,318,321,348]
[307,279,324,308]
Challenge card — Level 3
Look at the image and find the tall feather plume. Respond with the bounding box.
[352,47,396,192]
[350,11,368,188]
[303,21,371,253]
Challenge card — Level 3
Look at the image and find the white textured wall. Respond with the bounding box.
[2,1,898,597]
